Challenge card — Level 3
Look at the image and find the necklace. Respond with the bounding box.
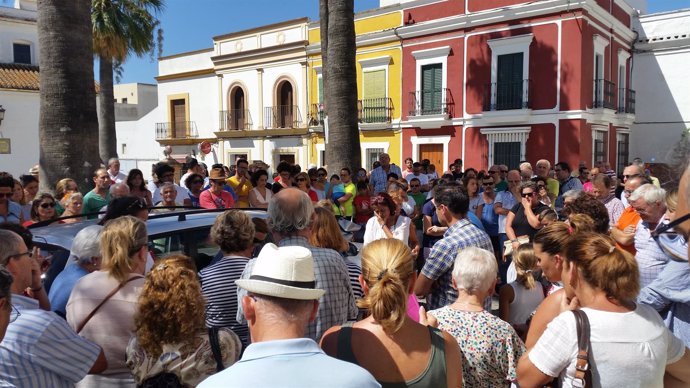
[453,300,484,311]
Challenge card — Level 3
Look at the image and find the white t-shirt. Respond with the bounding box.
[529,304,685,388]
[363,215,411,247]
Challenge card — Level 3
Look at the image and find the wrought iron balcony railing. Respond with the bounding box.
[264,105,303,129]
[358,97,393,124]
[483,79,531,111]
[593,79,616,110]
[155,121,198,140]
[617,88,636,114]
[408,88,451,116]
[308,103,325,127]
[219,109,252,131]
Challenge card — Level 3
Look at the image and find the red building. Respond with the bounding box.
[399,0,636,173]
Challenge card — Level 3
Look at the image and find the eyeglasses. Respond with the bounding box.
[500,170,508,173]
[410,184,420,188]
[9,304,20,323]
[537,184,546,188]
[521,192,536,198]
[318,173,327,177]
[489,171,500,174]
[0,192,12,198]
[623,174,640,179]
[39,202,55,209]
[7,251,32,261]
[482,182,494,186]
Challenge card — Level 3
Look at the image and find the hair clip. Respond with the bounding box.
[525,269,532,274]
[609,246,616,254]
[155,263,168,271]
[377,269,388,281]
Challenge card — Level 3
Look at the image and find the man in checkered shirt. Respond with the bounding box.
[236,188,357,341]
[415,181,494,311]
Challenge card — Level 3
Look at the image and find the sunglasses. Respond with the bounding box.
[318,173,327,177]
[489,171,500,174]
[482,182,494,186]
[500,170,508,173]
[296,178,307,182]
[40,202,55,209]
[521,192,535,198]
[623,174,640,179]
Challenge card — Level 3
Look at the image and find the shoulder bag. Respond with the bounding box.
[76,275,143,334]
[572,309,593,388]
[208,327,224,372]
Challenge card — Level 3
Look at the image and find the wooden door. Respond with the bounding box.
[419,144,444,171]
[171,99,186,138]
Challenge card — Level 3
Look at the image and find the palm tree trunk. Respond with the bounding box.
[37,0,101,193]
[324,0,360,173]
[98,54,118,163]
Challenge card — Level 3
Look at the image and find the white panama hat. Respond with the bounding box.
[235,243,325,300]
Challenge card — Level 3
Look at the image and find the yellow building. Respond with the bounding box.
[306,7,403,170]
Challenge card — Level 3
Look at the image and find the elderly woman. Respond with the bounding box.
[518,233,690,388]
[248,169,271,209]
[54,178,78,215]
[127,256,241,387]
[199,210,255,347]
[321,238,462,387]
[428,246,525,387]
[60,192,84,223]
[67,216,148,387]
[23,193,61,227]
[506,181,550,253]
[363,192,411,246]
[48,225,102,318]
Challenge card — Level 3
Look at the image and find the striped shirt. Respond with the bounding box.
[0,295,100,388]
[237,236,357,341]
[421,218,494,311]
[200,255,250,346]
[634,218,670,288]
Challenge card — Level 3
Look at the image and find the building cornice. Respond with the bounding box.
[307,29,400,55]
[155,68,215,81]
[213,17,309,42]
[212,40,308,67]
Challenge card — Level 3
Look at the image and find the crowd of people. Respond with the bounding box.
[0,145,688,387]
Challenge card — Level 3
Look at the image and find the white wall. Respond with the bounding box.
[0,5,38,65]
[159,49,213,76]
[0,90,39,176]
[116,106,162,182]
[157,75,218,138]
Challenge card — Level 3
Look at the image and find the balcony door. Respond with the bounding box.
[171,99,186,138]
[496,53,523,110]
[278,81,294,128]
[231,87,246,130]
[421,63,442,115]
[362,70,386,123]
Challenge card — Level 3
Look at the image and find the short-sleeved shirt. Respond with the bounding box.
[601,194,625,227]
[495,191,518,234]
[82,190,111,219]
[528,305,685,388]
[409,192,427,230]
[334,182,356,217]
[199,189,235,209]
[369,164,403,194]
[510,202,549,240]
[0,295,101,388]
[405,173,429,186]
[615,207,641,255]
[421,219,494,310]
[0,201,22,224]
[353,195,372,224]
[430,307,525,387]
[226,176,253,208]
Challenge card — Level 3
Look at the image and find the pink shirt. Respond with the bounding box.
[200,189,235,209]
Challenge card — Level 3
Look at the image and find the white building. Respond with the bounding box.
[631,8,690,165]
[155,18,311,169]
[0,0,38,177]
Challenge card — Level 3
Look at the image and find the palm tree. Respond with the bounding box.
[92,0,164,164]
[321,0,361,173]
[37,0,102,193]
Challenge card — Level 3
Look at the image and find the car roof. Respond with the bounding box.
[30,209,268,251]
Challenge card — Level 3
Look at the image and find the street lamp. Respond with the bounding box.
[0,105,5,127]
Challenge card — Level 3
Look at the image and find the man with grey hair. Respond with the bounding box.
[236,188,357,341]
[620,163,645,208]
[369,153,403,194]
[0,229,107,386]
[630,184,669,288]
[107,158,127,184]
[48,225,103,318]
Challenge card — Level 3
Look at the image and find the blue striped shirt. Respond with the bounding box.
[0,295,100,388]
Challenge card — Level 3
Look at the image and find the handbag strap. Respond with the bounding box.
[572,310,593,388]
[208,327,224,372]
[76,275,143,334]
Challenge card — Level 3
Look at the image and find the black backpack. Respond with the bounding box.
[138,328,225,388]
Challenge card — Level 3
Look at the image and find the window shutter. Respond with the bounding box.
[421,63,442,114]
[318,77,323,104]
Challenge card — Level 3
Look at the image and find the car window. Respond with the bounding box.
[149,227,219,271]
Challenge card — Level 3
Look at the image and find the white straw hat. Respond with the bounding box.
[235,243,325,300]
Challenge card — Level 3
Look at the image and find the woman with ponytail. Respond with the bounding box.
[321,238,461,388]
[499,244,544,338]
[518,233,690,388]
[427,246,525,387]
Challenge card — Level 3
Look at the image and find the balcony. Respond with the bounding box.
[593,79,616,110]
[264,105,303,129]
[408,88,452,117]
[155,121,198,140]
[358,97,393,125]
[483,79,531,111]
[617,88,636,114]
[219,109,252,131]
[308,103,325,127]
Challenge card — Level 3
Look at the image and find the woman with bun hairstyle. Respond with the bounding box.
[321,238,461,388]
[518,233,690,387]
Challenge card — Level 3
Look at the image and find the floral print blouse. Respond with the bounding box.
[126,328,242,387]
[429,307,525,388]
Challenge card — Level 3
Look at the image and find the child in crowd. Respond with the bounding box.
[498,243,545,340]
[353,182,373,225]
[329,175,346,215]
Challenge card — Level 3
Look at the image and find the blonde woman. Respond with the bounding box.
[321,238,462,388]
[60,192,84,223]
[499,243,544,338]
[127,255,241,387]
[67,215,148,387]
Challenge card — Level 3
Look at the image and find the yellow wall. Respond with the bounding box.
[307,131,401,168]
[308,11,401,43]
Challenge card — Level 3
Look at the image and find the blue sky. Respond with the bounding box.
[118,0,690,84]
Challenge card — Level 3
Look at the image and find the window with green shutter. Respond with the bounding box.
[362,70,386,123]
[496,53,523,110]
[317,76,324,104]
[421,63,442,115]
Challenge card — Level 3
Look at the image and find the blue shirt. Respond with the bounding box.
[197,338,380,388]
[0,295,101,388]
[0,201,22,224]
[48,264,89,318]
[421,218,494,310]
[369,164,403,194]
